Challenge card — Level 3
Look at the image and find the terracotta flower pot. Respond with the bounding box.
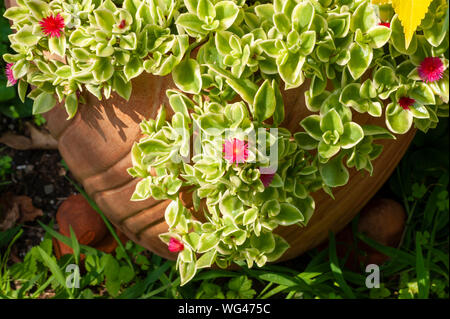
[4,0,415,262]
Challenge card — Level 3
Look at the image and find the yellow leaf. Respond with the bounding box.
[371,0,392,4]
[391,0,433,49]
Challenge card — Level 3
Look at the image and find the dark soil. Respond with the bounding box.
[0,114,77,259]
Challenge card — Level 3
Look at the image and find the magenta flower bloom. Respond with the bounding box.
[260,171,275,187]
[39,13,65,38]
[418,57,444,83]
[5,63,17,85]
[379,22,390,28]
[398,97,415,110]
[118,19,127,29]
[168,237,184,252]
[223,138,249,165]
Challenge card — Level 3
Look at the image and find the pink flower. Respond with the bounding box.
[39,13,65,38]
[260,171,275,187]
[418,57,444,83]
[168,237,184,252]
[118,19,127,29]
[223,138,249,165]
[398,97,415,110]
[379,22,390,28]
[5,63,17,85]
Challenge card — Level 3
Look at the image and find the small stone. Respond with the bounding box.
[44,184,54,195]
[358,198,406,248]
[322,198,406,271]
[52,194,128,259]
[58,167,66,176]
[25,165,34,174]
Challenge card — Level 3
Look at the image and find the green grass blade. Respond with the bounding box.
[357,232,416,264]
[17,273,43,298]
[65,176,134,270]
[429,247,449,271]
[259,285,288,299]
[140,277,181,299]
[119,261,173,299]
[415,232,430,298]
[341,271,367,286]
[285,290,296,299]
[255,272,299,287]
[36,247,68,293]
[328,232,356,299]
[243,268,299,287]
[261,264,299,275]
[256,282,274,298]
[1,228,23,274]
[0,226,21,248]
[31,275,56,299]
[303,261,331,276]
[357,232,445,277]
[192,269,239,281]
[298,271,324,283]
[38,221,98,255]
[69,226,81,265]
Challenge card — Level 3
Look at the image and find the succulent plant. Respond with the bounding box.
[4,0,449,285]
[4,0,189,117]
